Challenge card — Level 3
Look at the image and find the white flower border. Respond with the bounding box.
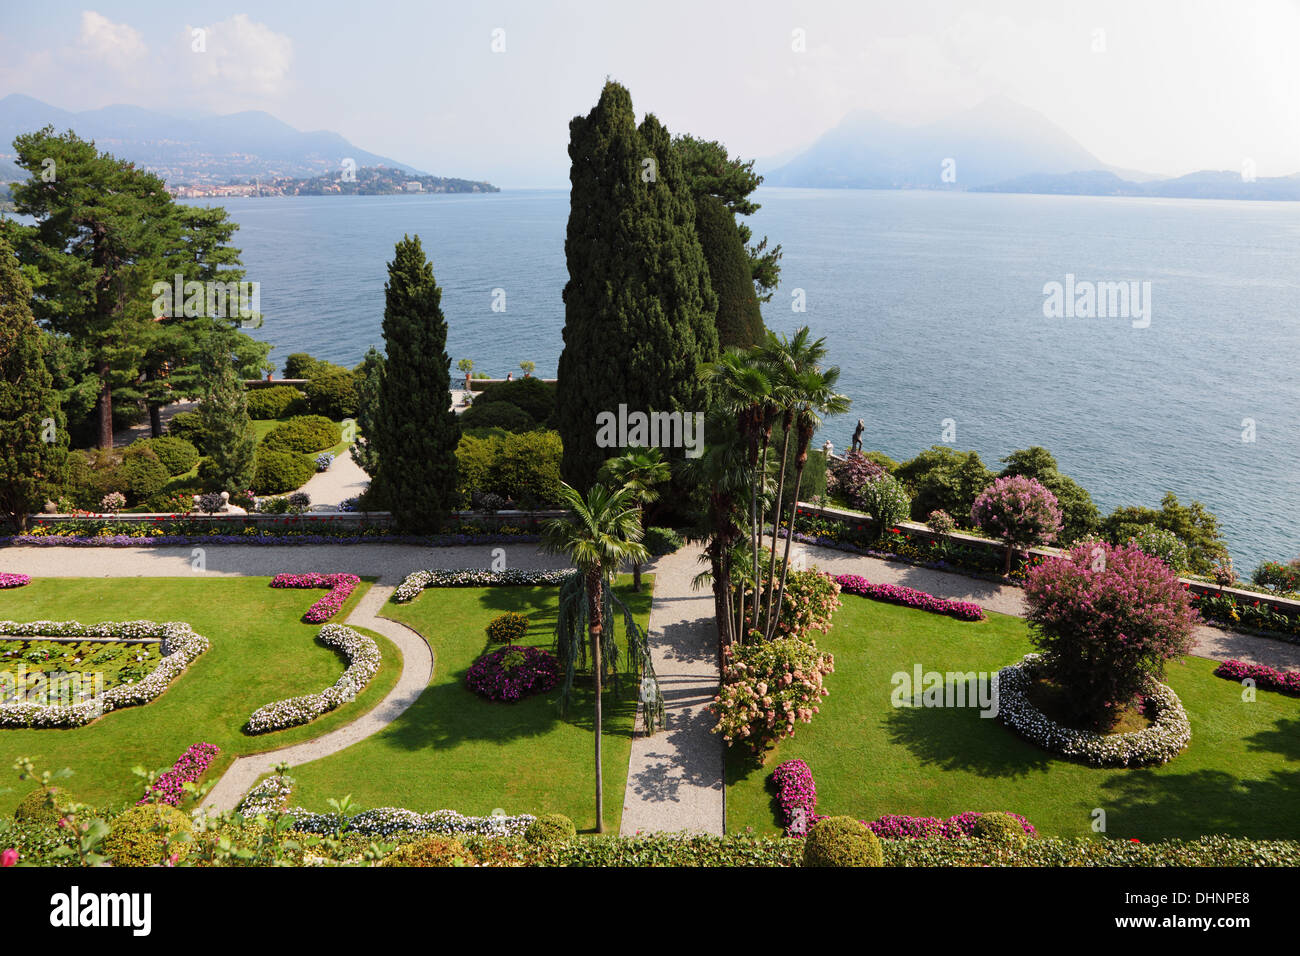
[393,568,574,603]
[236,774,534,838]
[996,653,1191,767]
[0,620,209,728]
[244,623,381,734]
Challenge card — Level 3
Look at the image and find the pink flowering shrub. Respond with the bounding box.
[771,759,820,833]
[971,476,1062,574]
[1023,541,1198,729]
[1214,660,1300,696]
[466,644,560,702]
[270,572,361,622]
[835,574,984,621]
[828,451,885,501]
[138,742,220,806]
[1,849,16,867]
[768,570,842,640]
[866,811,1035,840]
[712,638,834,759]
[0,574,30,589]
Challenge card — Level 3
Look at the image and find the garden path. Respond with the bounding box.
[619,547,725,836]
[793,542,1300,670]
[297,446,370,508]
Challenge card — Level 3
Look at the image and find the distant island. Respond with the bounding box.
[169,166,499,199]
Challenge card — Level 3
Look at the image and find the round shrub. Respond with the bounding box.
[460,399,535,433]
[829,451,885,502]
[305,367,358,419]
[1254,559,1300,595]
[380,835,477,867]
[644,526,684,556]
[102,803,193,866]
[261,415,341,454]
[466,644,560,702]
[245,385,307,420]
[13,787,62,825]
[283,353,322,380]
[855,474,911,541]
[524,813,576,844]
[166,411,209,452]
[972,812,1031,844]
[142,436,199,476]
[488,430,562,506]
[253,449,316,495]
[120,451,171,504]
[1126,527,1191,573]
[802,816,883,867]
[486,612,529,644]
[475,377,556,423]
[926,509,956,536]
[971,476,1063,574]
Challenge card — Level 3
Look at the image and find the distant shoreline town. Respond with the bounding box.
[168,165,499,199]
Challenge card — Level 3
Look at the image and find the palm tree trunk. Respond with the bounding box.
[587,569,605,834]
[751,429,771,635]
[769,453,808,641]
[763,416,794,635]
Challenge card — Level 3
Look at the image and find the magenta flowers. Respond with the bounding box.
[1214,660,1300,696]
[834,574,985,621]
[466,644,560,702]
[772,759,821,833]
[138,742,220,806]
[270,572,361,622]
[0,573,30,589]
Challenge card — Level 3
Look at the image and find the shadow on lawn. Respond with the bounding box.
[882,696,1054,778]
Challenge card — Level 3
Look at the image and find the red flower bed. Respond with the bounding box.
[466,644,560,702]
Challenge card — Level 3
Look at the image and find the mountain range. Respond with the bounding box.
[764,96,1300,200]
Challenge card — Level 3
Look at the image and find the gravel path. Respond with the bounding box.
[795,541,1300,669]
[297,447,370,508]
[619,547,725,836]
[199,582,433,811]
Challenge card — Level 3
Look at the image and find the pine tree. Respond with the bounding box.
[0,238,67,529]
[370,235,459,532]
[694,195,765,348]
[196,329,256,495]
[556,82,718,492]
[350,345,385,479]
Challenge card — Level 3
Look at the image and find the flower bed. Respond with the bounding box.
[1213,660,1300,696]
[0,573,30,588]
[1192,591,1300,641]
[393,567,574,603]
[0,620,209,728]
[139,742,220,806]
[995,653,1190,767]
[238,775,298,817]
[244,623,380,734]
[771,758,819,832]
[713,638,834,756]
[466,644,560,702]
[834,574,985,621]
[866,811,1035,840]
[270,572,361,622]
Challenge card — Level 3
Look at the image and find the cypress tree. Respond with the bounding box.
[556,82,718,492]
[370,235,459,532]
[350,345,385,479]
[694,195,765,349]
[0,237,67,529]
[196,328,256,495]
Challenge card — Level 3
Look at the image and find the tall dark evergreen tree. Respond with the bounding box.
[557,82,718,492]
[694,195,765,349]
[370,235,459,531]
[196,329,256,495]
[0,237,67,529]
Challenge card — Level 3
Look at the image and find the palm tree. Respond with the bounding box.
[598,446,670,591]
[765,364,850,640]
[542,481,648,833]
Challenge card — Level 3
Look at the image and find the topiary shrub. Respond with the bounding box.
[802,816,883,867]
[166,411,209,452]
[972,475,1063,575]
[972,811,1031,845]
[261,415,341,454]
[13,787,63,825]
[460,399,535,433]
[142,436,199,476]
[253,449,316,494]
[306,366,359,419]
[102,803,193,866]
[245,385,307,421]
[380,835,477,867]
[644,526,684,556]
[474,377,556,423]
[486,611,529,644]
[524,813,576,844]
[120,449,171,504]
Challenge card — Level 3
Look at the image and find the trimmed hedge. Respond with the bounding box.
[803,816,884,867]
[144,436,200,476]
[305,367,358,419]
[253,449,316,495]
[379,835,477,867]
[101,803,193,866]
[460,400,535,433]
[524,813,577,845]
[262,415,341,454]
[166,411,209,452]
[245,385,307,420]
[121,451,171,503]
[13,787,62,825]
[474,377,556,423]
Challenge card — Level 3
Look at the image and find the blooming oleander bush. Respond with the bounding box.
[834,573,985,621]
[270,572,361,623]
[244,623,380,733]
[139,742,220,807]
[466,644,561,702]
[0,621,209,728]
[0,573,30,589]
[1023,541,1198,728]
[485,611,529,644]
[971,476,1062,573]
[996,653,1191,767]
[1214,660,1300,696]
[712,638,834,758]
[393,567,574,602]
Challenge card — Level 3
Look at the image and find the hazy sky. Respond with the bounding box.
[2,0,1298,186]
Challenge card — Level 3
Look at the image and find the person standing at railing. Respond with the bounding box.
[851,419,865,454]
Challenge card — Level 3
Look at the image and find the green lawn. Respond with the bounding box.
[0,577,400,814]
[727,595,1300,841]
[286,576,653,834]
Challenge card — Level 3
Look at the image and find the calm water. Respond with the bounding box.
[195,189,1300,572]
